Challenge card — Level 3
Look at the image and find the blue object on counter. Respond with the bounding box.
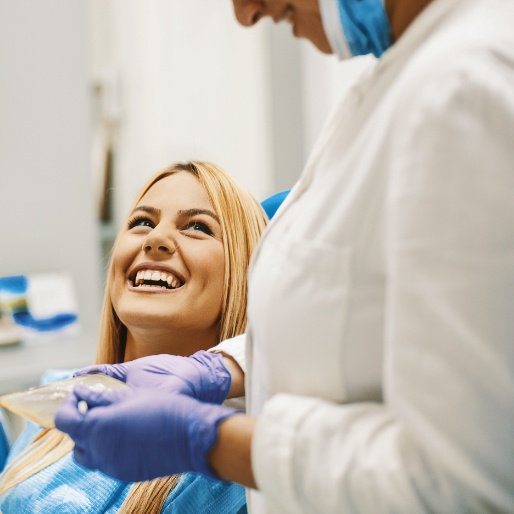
[0,275,28,294]
[12,312,78,332]
[0,274,77,332]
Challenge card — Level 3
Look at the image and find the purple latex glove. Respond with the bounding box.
[55,385,237,482]
[74,351,231,404]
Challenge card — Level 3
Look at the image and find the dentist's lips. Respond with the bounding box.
[283,5,294,24]
[128,263,185,291]
[281,5,298,36]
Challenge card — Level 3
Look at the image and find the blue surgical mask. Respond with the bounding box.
[319,0,392,60]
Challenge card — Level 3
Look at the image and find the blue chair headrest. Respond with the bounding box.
[260,190,290,220]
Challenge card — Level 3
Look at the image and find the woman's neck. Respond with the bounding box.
[123,327,219,361]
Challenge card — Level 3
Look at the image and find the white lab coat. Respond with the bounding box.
[220,0,514,511]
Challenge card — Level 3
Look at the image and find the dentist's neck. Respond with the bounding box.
[386,0,433,41]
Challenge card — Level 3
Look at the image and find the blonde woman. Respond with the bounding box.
[0,161,267,513]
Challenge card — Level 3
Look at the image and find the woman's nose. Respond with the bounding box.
[142,229,177,256]
[143,242,172,254]
[232,0,266,27]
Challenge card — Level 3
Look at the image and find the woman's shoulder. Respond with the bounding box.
[3,421,41,467]
[161,473,247,514]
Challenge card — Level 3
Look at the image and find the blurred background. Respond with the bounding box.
[0,0,366,410]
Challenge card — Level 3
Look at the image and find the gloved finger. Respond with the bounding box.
[72,444,95,471]
[73,441,103,475]
[74,363,128,382]
[73,444,86,466]
[73,365,108,377]
[54,392,84,438]
[72,384,128,408]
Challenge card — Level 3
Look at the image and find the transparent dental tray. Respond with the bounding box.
[0,374,128,428]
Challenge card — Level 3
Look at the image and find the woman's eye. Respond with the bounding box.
[128,217,154,230]
[183,221,213,236]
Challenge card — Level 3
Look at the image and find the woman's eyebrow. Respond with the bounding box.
[130,205,161,216]
[177,208,220,224]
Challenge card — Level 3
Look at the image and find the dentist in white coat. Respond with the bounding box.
[56,0,514,512]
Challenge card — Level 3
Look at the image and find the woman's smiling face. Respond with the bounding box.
[110,171,225,355]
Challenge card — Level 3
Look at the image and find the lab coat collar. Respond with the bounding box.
[377,0,467,73]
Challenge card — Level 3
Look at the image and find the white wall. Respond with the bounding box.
[0,0,101,332]
[89,0,275,232]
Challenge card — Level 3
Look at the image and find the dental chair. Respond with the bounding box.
[0,407,12,472]
[261,190,290,220]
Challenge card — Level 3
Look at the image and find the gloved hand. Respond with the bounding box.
[55,385,238,482]
[74,351,231,404]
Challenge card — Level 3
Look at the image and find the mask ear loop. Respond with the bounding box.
[319,0,352,59]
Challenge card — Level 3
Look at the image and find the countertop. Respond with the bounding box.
[0,332,97,395]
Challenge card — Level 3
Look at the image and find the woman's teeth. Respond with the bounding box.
[133,269,181,289]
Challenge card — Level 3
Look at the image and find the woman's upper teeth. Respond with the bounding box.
[134,269,181,289]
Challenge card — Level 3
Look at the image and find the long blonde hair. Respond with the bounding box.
[0,161,267,512]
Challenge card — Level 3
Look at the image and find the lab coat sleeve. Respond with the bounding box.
[252,65,514,512]
[210,334,246,411]
[210,334,246,373]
